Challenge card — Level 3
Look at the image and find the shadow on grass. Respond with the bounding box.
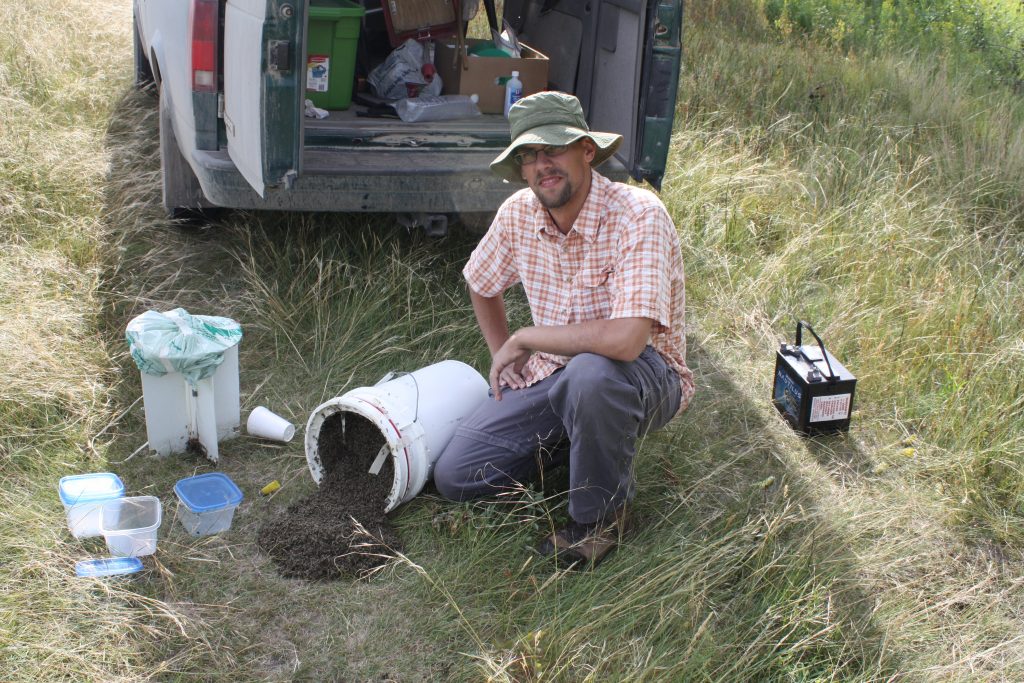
[96,85,907,680]
[805,430,878,479]
[589,340,903,680]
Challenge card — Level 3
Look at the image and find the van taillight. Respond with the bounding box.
[189,0,219,93]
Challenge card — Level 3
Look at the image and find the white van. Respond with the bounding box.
[133,0,683,228]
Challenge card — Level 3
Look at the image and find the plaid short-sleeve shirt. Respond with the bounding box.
[464,170,694,414]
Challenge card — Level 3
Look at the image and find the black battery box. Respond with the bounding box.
[772,320,856,434]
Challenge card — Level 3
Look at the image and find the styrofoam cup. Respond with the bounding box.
[247,406,295,442]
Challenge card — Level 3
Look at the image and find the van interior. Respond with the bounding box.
[301,0,643,179]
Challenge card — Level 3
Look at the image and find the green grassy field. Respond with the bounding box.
[2,0,1023,680]
[755,0,1024,88]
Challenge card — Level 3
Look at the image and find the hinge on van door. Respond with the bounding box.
[269,41,291,72]
[217,93,224,118]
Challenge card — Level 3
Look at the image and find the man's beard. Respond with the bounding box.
[534,174,573,209]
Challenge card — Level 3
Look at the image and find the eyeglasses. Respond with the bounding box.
[513,144,572,166]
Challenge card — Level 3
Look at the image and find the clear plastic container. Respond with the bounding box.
[174,473,244,537]
[59,472,126,538]
[100,496,162,557]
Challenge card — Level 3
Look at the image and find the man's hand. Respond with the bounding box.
[489,334,531,400]
[486,317,653,400]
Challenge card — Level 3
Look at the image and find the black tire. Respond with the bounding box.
[133,14,155,90]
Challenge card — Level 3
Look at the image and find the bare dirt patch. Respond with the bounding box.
[258,413,402,580]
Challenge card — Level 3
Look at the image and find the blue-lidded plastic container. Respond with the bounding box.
[75,557,144,578]
[59,473,126,538]
[173,473,244,536]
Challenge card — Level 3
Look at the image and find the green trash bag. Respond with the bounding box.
[126,308,242,385]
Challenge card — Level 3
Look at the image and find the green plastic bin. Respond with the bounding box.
[306,0,365,110]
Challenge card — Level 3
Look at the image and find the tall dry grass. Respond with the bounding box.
[0,0,223,680]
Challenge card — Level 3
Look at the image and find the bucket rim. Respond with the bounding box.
[304,396,414,512]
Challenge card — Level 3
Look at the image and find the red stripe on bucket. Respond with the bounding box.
[351,397,412,502]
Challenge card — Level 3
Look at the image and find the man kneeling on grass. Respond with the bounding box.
[433,92,695,570]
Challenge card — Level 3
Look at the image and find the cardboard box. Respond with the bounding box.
[435,39,549,114]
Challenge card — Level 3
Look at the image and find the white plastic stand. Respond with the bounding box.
[140,345,240,462]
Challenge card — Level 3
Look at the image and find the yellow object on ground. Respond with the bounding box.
[261,480,281,496]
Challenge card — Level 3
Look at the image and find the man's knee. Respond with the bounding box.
[433,431,519,501]
[550,353,645,431]
[555,353,629,403]
[432,440,473,501]
[566,352,620,384]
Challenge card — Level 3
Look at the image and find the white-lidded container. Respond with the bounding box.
[100,496,162,557]
[59,472,126,538]
[173,472,244,536]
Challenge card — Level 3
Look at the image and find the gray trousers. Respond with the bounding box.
[433,347,681,524]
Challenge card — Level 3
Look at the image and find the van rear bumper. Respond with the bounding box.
[190,147,627,212]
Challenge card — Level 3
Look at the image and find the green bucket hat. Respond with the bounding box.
[490,91,623,183]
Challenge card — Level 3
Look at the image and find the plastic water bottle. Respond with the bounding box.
[503,70,523,119]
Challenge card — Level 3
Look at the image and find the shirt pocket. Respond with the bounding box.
[574,263,615,318]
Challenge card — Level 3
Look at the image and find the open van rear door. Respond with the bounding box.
[223,0,303,196]
[508,0,683,190]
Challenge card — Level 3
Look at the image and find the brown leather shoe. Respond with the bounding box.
[536,507,629,570]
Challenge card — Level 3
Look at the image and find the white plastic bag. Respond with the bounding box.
[368,39,442,101]
[304,99,329,119]
[126,308,242,384]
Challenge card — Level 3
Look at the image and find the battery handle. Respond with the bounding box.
[795,320,838,383]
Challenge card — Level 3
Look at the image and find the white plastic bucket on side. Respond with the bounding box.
[305,360,489,513]
[140,344,241,462]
